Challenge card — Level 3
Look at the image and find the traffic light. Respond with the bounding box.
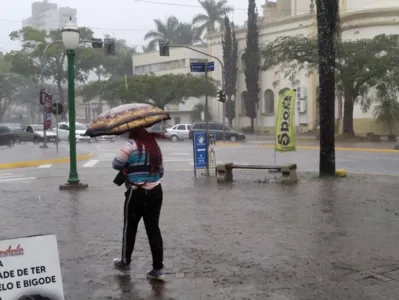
[218,90,226,103]
[159,40,169,56]
[40,89,46,105]
[104,38,116,55]
[91,38,103,49]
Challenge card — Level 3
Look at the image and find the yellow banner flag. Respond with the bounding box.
[275,89,296,152]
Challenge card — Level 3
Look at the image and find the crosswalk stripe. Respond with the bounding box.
[0,174,20,178]
[38,164,52,168]
[82,159,100,167]
[0,177,36,183]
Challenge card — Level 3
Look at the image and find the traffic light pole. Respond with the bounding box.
[205,60,210,176]
[40,41,62,149]
[167,43,227,142]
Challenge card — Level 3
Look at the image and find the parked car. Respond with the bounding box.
[55,122,92,142]
[94,135,116,142]
[165,124,192,142]
[0,125,16,147]
[189,122,246,142]
[1,123,24,134]
[14,124,57,144]
[148,123,171,135]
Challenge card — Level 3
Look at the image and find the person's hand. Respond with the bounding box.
[122,169,127,175]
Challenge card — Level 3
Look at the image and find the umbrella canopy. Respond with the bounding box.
[84,103,170,137]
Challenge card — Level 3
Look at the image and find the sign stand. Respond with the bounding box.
[192,131,216,177]
[51,102,63,153]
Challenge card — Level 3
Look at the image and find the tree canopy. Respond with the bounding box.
[222,15,238,126]
[8,26,102,119]
[79,73,219,109]
[261,33,399,134]
[192,0,233,37]
[144,17,201,51]
[243,0,260,133]
[0,52,34,122]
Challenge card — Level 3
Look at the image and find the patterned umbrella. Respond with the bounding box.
[84,103,170,137]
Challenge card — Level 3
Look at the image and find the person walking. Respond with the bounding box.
[112,127,165,280]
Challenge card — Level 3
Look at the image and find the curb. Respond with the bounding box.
[257,144,399,153]
[0,152,94,170]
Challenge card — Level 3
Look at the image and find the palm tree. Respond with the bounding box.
[192,0,234,38]
[373,92,399,136]
[144,16,199,49]
[191,102,213,122]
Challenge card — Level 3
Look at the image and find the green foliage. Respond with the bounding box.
[192,0,233,37]
[261,33,399,134]
[371,75,399,135]
[8,26,111,120]
[99,36,136,79]
[79,73,219,109]
[222,15,238,126]
[144,17,201,50]
[0,52,33,121]
[191,102,213,122]
[243,0,261,132]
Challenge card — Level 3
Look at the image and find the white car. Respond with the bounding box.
[55,122,92,142]
[165,124,192,142]
[94,135,116,142]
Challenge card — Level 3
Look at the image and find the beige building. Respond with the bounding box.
[132,46,210,125]
[207,0,399,135]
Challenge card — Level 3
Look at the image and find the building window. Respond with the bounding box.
[241,91,248,115]
[264,89,274,115]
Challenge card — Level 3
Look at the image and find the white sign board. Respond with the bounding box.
[0,234,64,300]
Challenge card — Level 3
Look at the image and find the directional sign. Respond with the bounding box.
[193,131,216,169]
[52,103,64,115]
[190,61,214,72]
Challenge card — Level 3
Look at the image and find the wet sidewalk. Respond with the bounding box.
[1,171,399,299]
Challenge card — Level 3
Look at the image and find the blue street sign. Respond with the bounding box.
[190,61,214,72]
[193,131,216,169]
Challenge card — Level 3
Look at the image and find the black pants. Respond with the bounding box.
[121,184,164,269]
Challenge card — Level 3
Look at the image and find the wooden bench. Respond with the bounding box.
[216,163,297,184]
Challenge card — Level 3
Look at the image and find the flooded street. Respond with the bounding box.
[1,162,399,299]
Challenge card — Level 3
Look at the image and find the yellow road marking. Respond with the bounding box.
[0,152,94,170]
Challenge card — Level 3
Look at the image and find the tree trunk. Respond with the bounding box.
[317,0,337,177]
[250,117,255,133]
[342,95,355,136]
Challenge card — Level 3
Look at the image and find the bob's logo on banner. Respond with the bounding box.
[0,244,24,258]
[275,89,296,152]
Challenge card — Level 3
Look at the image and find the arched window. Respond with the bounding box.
[241,91,248,115]
[264,89,274,115]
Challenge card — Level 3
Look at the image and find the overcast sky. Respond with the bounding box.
[0,0,263,52]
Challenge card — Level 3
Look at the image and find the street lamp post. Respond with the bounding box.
[59,19,88,190]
